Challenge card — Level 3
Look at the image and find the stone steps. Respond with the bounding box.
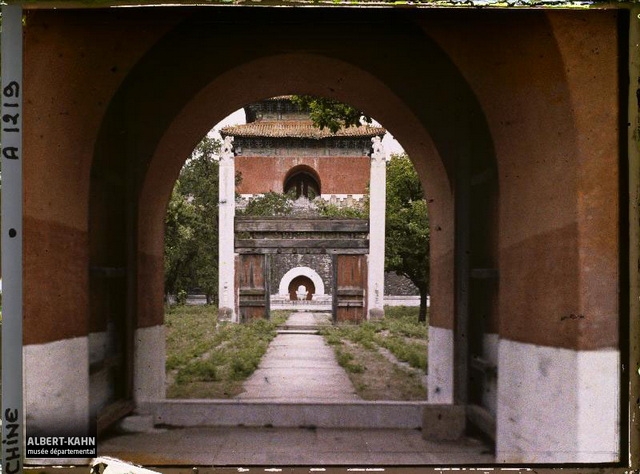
[276,329,319,335]
[277,324,324,330]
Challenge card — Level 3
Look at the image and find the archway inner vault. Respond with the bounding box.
[17,6,625,465]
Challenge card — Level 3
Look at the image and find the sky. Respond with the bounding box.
[210,107,405,159]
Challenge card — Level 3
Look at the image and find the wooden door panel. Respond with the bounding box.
[238,254,269,322]
[334,254,366,323]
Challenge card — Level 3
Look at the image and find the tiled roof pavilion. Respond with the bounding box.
[220,96,385,139]
[221,120,385,139]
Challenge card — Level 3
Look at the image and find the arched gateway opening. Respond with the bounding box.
[284,165,321,199]
[289,276,315,301]
[22,5,623,465]
[280,267,325,299]
[89,6,497,439]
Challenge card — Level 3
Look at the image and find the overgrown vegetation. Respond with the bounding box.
[319,306,428,400]
[238,191,295,217]
[165,305,427,401]
[315,199,368,218]
[386,154,430,322]
[238,190,368,219]
[164,137,221,304]
[165,305,289,398]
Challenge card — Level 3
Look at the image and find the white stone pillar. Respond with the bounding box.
[367,136,386,319]
[218,136,236,322]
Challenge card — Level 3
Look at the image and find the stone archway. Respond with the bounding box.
[128,15,487,413]
[19,7,624,464]
[284,165,322,199]
[288,276,315,301]
[121,17,495,436]
[278,266,326,298]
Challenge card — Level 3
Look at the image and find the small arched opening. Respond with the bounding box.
[278,266,326,298]
[283,165,321,199]
[288,275,315,301]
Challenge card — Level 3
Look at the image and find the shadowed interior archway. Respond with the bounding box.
[89,6,502,434]
[284,165,321,199]
[278,266,326,297]
[15,5,622,462]
[288,276,316,301]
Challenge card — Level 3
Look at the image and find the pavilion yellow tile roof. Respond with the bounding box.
[221,120,385,139]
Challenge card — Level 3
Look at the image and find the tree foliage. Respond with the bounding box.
[291,95,372,134]
[239,191,369,219]
[385,154,430,322]
[238,191,294,217]
[165,136,221,304]
[316,200,368,219]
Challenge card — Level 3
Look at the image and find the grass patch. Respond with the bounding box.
[335,345,365,374]
[378,336,427,371]
[375,306,429,339]
[165,305,219,370]
[165,306,289,398]
[332,341,426,400]
[319,305,428,400]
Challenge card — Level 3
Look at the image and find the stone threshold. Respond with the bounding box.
[138,400,442,430]
[276,329,320,334]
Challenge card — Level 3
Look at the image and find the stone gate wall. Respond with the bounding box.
[269,254,333,296]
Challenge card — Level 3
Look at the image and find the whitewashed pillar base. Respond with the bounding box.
[427,326,454,404]
[134,325,166,401]
[496,339,620,463]
[24,337,90,436]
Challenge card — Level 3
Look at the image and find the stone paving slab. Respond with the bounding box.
[97,426,494,466]
[236,312,359,401]
[142,399,427,428]
[276,329,318,334]
[94,310,495,467]
[285,311,332,326]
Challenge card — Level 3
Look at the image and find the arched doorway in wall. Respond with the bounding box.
[288,276,315,300]
[284,165,321,199]
[21,5,624,465]
[279,266,326,299]
[89,6,499,441]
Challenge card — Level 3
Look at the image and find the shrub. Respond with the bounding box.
[240,192,294,217]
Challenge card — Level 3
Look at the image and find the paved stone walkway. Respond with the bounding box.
[95,311,495,466]
[236,312,360,401]
[98,426,494,466]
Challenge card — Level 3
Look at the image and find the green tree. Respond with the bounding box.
[165,136,221,304]
[385,154,430,322]
[291,95,372,134]
[165,184,198,302]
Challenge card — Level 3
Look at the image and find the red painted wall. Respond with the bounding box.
[236,155,370,195]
